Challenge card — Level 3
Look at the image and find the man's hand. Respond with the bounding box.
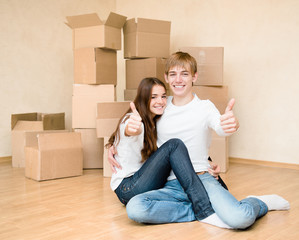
[108,145,121,173]
[126,102,142,136]
[208,161,220,180]
[220,98,239,133]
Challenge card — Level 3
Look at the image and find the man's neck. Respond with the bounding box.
[172,93,194,106]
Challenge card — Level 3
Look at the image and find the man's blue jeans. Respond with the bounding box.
[114,138,215,220]
[126,173,268,229]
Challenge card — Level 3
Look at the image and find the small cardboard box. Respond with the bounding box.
[74,48,117,85]
[179,47,224,86]
[126,58,168,89]
[209,132,229,172]
[66,12,127,50]
[11,113,65,168]
[124,88,171,101]
[96,101,130,138]
[25,132,83,181]
[124,18,171,58]
[191,86,228,113]
[74,129,104,169]
[72,84,115,128]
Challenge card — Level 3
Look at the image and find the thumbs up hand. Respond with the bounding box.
[220,98,239,134]
[125,102,143,136]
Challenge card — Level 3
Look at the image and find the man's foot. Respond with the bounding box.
[247,194,290,211]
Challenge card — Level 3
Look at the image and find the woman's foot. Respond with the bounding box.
[200,213,232,229]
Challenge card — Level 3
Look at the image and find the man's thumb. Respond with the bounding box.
[225,98,235,113]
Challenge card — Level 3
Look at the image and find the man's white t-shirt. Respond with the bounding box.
[157,94,229,181]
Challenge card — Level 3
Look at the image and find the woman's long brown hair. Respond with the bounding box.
[105,77,166,162]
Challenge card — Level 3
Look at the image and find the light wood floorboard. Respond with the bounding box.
[0,157,298,240]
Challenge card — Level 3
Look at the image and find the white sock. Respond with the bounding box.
[200,213,232,229]
[247,194,290,211]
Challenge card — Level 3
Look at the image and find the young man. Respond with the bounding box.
[109,52,289,229]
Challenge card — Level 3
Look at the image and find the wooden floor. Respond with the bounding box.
[1,157,298,240]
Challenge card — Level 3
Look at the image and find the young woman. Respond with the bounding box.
[106,77,230,228]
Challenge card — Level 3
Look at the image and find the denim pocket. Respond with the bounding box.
[115,177,135,205]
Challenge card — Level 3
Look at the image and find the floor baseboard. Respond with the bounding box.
[230,157,299,170]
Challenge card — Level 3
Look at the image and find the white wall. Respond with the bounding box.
[1,0,299,165]
[0,0,116,156]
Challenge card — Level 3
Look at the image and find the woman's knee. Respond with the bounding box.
[166,138,185,149]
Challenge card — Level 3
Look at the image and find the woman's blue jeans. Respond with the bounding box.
[114,138,215,220]
[126,173,268,229]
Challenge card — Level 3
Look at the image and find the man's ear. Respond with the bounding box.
[164,74,169,83]
[192,72,198,83]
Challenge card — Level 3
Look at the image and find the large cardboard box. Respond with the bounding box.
[66,12,127,50]
[11,113,65,167]
[126,58,168,89]
[191,86,228,113]
[96,102,130,177]
[96,102,130,138]
[74,129,104,169]
[72,84,115,128]
[179,47,224,86]
[124,18,171,58]
[209,132,229,172]
[124,88,171,101]
[74,48,117,85]
[25,132,83,181]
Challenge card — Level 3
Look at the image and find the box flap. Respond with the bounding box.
[42,113,65,130]
[38,132,82,151]
[123,18,137,34]
[65,13,103,29]
[25,130,69,148]
[105,12,127,28]
[11,113,38,130]
[136,18,171,34]
[12,121,43,131]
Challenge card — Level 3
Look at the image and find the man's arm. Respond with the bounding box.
[108,145,121,173]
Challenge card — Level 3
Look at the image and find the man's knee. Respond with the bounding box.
[126,196,149,223]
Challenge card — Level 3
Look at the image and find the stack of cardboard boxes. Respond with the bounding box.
[123,18,171,101]
[66,12,127,169]
[179,47,229,172]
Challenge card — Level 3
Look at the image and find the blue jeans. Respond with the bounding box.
[114,138,215,220]
[126,173,268,229]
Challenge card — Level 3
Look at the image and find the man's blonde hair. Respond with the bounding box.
[165,51,197,76]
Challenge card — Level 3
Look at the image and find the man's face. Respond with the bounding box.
[165,66,197,98]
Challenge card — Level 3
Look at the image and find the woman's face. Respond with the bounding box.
[149,85,167,116]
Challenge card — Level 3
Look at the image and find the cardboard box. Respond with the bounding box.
[124,18,171,58]
[209,132,229,172]
[66,12,127,50]
[124,88,171,101]
[191,86,228,113]
[74,48,117,85]
[74,129,104,169]
[96,102,130,138]
[25,132,83,181]
[11,113,65,167]
[126,58,168,89]
[72,84,115,128]
[179,47,224,86]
